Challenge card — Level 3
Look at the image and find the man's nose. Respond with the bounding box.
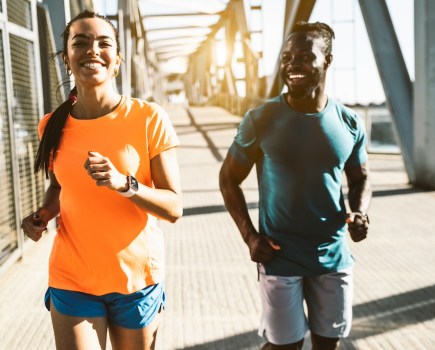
[288,56,303,65]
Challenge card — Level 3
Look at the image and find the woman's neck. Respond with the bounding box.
[71,85,121,119]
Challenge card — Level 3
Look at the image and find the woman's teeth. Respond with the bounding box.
[83,62,103,68]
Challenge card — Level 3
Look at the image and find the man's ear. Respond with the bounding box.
[324,54,333,69]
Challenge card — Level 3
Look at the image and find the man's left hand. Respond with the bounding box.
[346,212,369,242]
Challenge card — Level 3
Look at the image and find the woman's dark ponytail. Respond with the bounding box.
[34,10,120,178]
[34,86,77,177]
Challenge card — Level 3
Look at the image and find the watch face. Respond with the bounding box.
[129,176,139,191]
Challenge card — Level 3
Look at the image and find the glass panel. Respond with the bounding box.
[9,34,45,230]
[7,0,32,30]
[0,32,18,265]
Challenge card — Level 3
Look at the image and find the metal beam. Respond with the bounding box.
[139,0,224,15]
[41,0,71,93]
[150,38,205,51]
[153,43,200,54]
[145,25,212,32]
[223,6,237,96]
[187,2,230,60]
[157,50,197,60]
[358,0,414,182]
[413,0,435,188]
[142,12,221,18]
[148,35,207,42]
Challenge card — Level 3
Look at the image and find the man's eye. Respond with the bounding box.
[301,54,314,61]
[73,41,86,47]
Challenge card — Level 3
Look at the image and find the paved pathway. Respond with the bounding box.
[1,105,434,349]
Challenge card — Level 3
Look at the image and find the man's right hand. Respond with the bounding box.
[246,234,281,263]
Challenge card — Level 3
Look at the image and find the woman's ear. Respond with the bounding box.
[62,53,69,69]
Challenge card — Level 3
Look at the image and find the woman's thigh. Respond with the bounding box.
[50,300,108,350]
[106,283,165,349]
[108,310,162,350]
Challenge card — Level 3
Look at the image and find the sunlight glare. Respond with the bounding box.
[215,42,227,67]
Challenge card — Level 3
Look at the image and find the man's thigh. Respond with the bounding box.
[304,268,353,338]
[258,265,308,345]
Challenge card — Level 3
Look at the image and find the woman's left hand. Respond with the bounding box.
[84,151,127,191]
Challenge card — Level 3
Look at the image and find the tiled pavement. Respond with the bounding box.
[1,105,434,350]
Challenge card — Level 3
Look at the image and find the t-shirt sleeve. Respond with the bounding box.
[147,103,180,159]
[228,111,259,166]
[38,113,54,171]
[37,113,51,139]
[346,115,368,167]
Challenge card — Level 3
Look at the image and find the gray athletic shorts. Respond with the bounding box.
[258,264,353,345]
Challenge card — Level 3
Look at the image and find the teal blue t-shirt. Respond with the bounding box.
[229,94,368,276]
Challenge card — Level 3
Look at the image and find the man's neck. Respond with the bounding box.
[285,92,328,114]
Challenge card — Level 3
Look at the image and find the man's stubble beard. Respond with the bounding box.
[286,69,323,100]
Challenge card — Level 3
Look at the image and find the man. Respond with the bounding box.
[219,22,371,350]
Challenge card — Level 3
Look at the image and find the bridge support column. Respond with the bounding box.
[414,0,435,189]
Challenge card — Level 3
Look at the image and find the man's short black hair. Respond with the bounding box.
[288,21,335,55]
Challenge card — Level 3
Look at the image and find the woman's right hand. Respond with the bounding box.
[21,208,49,242]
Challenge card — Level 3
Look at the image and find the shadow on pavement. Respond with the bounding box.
[178,330,262,350]
[176,285,435,349]
[185,108,226,162]
[183,202,258,216]
[349,284,435,340]
[372,187,432,197]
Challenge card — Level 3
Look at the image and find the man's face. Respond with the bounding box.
[280,31,330,99]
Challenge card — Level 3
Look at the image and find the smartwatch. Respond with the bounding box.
[355,212,370,224]
[361,213,370,224]
[118,175,139,197]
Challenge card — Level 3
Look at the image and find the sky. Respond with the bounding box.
[94,0,414,105]
[315,0,414,105]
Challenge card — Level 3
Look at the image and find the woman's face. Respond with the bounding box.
[63,17,120,87]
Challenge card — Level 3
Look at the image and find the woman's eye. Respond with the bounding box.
[100,42,112,47]
[72,41,86,47]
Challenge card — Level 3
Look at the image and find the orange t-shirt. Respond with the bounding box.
[38,96,180,295]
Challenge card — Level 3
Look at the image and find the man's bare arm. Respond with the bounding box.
[345,162,372,242]
[219,154,280,262]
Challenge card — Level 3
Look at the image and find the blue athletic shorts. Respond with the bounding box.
[44,283,165,329]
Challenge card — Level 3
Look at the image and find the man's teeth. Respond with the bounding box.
[83,62,103,68]
[289,74,305,79]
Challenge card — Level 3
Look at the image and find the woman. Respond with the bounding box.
[20,10,182,350]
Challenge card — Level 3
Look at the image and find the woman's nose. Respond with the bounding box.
[87,42,100,55]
